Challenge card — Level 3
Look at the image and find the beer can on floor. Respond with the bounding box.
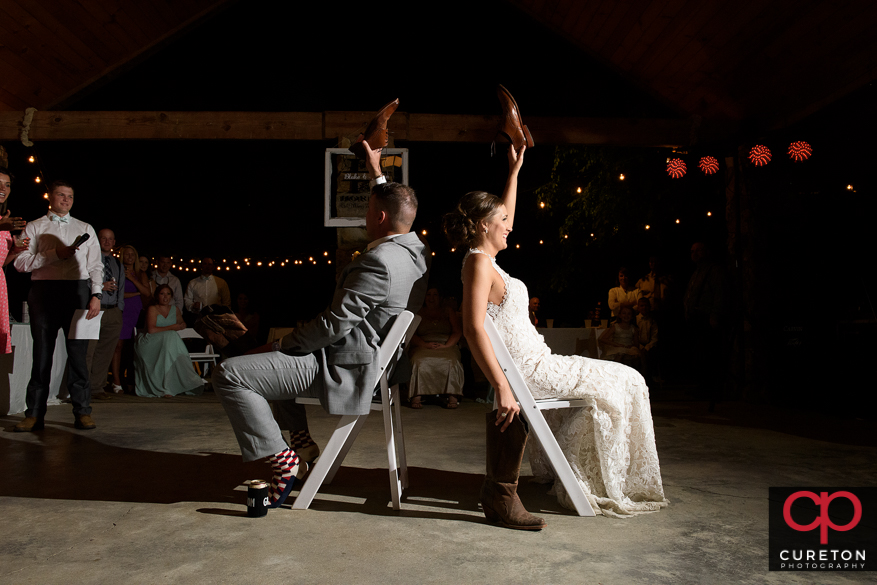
[246,480,269,517]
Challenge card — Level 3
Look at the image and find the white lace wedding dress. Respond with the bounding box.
[466,249,668,518]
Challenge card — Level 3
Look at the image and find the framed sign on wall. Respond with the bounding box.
[324,147,409,227]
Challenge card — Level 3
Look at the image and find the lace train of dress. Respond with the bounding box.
[465,249,668,518]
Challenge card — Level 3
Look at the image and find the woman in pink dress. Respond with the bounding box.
[0,166,30,353]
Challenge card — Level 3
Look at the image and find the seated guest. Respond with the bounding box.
[599,306,641,369]
[607,266,641,320]
[636,297,660,381]
[113,244,151,392]
[134,284,204,398]
[234,292,261,353]
[184,256,231,325]
[528,296,540,326]
[409,286,464,409]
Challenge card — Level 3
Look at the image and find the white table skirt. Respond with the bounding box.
[537,327,605,359]
[0,324,68,416]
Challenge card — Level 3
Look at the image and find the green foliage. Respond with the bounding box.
[532,145,675,292]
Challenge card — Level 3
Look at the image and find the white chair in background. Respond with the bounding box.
[177,328,220,377]
[292,310,421,511]
[483,314,596,517]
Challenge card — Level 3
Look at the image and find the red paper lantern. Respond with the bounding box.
[699,156,719,175]
[667,158,686,179]
[749,145,771,166]
[788,141,812,162]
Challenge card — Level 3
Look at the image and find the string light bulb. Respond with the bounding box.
[619,174,625,180]
[576,187,582,193]
[35,177,41,183]
[539,202,545,208]
[645,224,650,230]
[539,240,543,244]
[846,184,854,191]
[675,219,681,224]
[515,244,520,249]
[28,156,34,163]
[707,211,712,217]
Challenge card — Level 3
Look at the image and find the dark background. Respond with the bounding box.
[2,0,874,406]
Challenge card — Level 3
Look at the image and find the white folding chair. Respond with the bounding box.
[483,315,596,516]
[292,310,421,511]
[177,328,220,377]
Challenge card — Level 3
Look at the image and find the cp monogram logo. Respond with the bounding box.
[783,491,862,544]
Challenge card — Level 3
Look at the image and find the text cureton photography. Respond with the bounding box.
[769,487,875,571]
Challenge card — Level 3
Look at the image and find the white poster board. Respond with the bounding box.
[324,148,409,227]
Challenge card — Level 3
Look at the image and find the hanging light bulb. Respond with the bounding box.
[539,202,545,208]
[28,156,34,163]
[35,177,41,183]
[619,174,625,180]
[645,225,650,230]
[576,187,582,193]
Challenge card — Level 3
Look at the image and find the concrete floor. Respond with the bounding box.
[1,395,875,585]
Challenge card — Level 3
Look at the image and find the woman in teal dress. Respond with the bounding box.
[134,284,204,398]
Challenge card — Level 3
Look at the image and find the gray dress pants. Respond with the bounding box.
[215,350,321,462]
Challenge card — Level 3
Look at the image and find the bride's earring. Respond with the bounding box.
[484,228,489,234]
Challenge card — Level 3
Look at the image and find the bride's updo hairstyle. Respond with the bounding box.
[443,191,503,249]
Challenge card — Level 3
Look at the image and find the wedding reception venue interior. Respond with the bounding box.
[1,1,875,583]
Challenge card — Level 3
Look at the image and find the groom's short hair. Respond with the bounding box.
[372,182,417,231]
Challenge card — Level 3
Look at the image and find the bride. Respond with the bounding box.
[443,145,668,527]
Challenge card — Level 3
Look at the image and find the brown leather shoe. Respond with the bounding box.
[74,414,96,430]
[13,417,44,432]
[496,84,534,151]
[349,98,400,159]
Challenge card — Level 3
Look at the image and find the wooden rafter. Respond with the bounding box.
[0,110,710,147]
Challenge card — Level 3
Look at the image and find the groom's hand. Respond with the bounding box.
[363,141,383,179]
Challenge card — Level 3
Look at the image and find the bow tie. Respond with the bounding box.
[49,215,69,224]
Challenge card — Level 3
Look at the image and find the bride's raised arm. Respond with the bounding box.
[461,253,519,430]
[500,144,526,227]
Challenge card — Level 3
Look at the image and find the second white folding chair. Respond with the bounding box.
[483,314,596,517]
[292,310,421,511]
[177,328,220,377]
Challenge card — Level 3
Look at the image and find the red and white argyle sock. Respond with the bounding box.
[290,429,317,451]
[267,448,300,505]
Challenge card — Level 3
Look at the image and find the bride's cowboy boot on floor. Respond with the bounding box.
[480,411,547,530]
[496,84,534,151]
[349,98,400,159]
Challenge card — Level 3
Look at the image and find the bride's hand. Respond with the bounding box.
[508,143,526,174]
[495,387,520,432]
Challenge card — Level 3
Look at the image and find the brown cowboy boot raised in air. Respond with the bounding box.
[480,410,546,530]
[349,98,400,159]
[496,84,534,151]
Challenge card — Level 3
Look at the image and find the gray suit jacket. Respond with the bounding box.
[279,231,429,415]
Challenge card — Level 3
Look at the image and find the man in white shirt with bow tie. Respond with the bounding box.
[12,181,103,432]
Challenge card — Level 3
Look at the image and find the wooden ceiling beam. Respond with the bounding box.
[0,110,702,147]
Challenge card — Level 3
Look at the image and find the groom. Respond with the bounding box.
[214,142,429,507]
